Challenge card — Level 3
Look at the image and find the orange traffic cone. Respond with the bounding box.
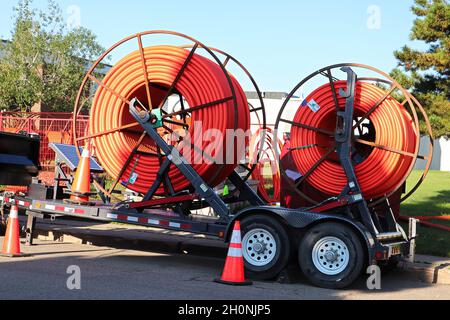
[69,144,91,203]
[215,221,252,286]
[1,205,24,257]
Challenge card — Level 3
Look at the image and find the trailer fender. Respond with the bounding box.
[227,206,376,264]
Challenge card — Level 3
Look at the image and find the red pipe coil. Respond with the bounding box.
[90,45,249,194]
[290,81,418,199]
[249,127,281,203]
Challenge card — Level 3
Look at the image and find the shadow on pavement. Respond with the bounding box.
[0,240,444,300]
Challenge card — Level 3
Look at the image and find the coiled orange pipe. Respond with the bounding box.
[90,45,249,194]
[290,81,417,199]
[249,127,281,203]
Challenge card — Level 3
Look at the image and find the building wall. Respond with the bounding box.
[248,97,303,134]
[415,136,450,172]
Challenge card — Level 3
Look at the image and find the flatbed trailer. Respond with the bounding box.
[0,38,422,288]
[0,68,419,288]
[0,188,417,290]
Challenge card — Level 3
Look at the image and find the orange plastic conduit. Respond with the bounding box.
[90,45,249,194]
[249,127,281,203]
[290,81,417,199]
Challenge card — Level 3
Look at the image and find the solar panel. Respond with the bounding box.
[49,143,104,173]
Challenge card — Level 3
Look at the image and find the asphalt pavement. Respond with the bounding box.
[0,237,449,300]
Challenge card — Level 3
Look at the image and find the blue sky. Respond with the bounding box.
[0,0,420,91]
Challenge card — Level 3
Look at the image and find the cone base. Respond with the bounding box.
[214,278,253,286]
[0,252,29,258]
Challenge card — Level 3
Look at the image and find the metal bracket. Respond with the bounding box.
[407,218,418,263]
[336,67,378,235]
[227,171,265,206]
[25,210,43,246]
[129,98,231,220]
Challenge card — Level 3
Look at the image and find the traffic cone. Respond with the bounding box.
[1,205,24,257]
[215,221,252,286]
[70,144,91,203]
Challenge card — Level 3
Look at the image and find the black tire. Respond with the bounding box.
[298,222,365,289]
[240,214,290,280]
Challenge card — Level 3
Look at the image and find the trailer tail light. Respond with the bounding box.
[375,250,387,260]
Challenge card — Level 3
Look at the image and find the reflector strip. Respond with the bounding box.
[42,204,85,215]
[230,231,242,244]
[169,222,181,228]
[64,207,75,214]
[128,216,138,223]
[104,213,192,230]
[0,197,30,207]
[107,213,118,219]
[138,217,148,224]
[227,247,243,257]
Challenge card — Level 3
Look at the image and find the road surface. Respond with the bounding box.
[0,237,448,300]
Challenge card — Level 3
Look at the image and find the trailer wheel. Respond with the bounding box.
[240,215,290,280]
[298,222,364,289]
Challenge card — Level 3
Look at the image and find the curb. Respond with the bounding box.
[397,260,450,285]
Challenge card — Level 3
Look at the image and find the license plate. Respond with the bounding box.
[390,244,401,256]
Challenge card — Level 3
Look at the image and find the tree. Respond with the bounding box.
[0,0,104,112]
[391,0,449,137]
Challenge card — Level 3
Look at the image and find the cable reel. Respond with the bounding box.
[73,31,252,201]
[74,30,249,200]
[275,63,433,208]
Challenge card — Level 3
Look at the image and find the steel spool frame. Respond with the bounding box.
[73,30,243,203]
[356,77,434,203]
[274,63,433,207]
[178,44,267,185]
[249,126,283,203]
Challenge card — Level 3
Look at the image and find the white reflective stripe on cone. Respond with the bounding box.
[230,231,242,244]
[9,207,18,219]
[81,148,90,158]
[227,247,243,258]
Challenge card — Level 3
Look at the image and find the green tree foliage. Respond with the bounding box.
[0,0,104,111]
[391,0,449,137]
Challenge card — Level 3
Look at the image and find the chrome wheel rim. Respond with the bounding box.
[242,228,277,267]
[312,236,349,275]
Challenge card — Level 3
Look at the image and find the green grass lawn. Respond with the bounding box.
[400,170,450,257]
